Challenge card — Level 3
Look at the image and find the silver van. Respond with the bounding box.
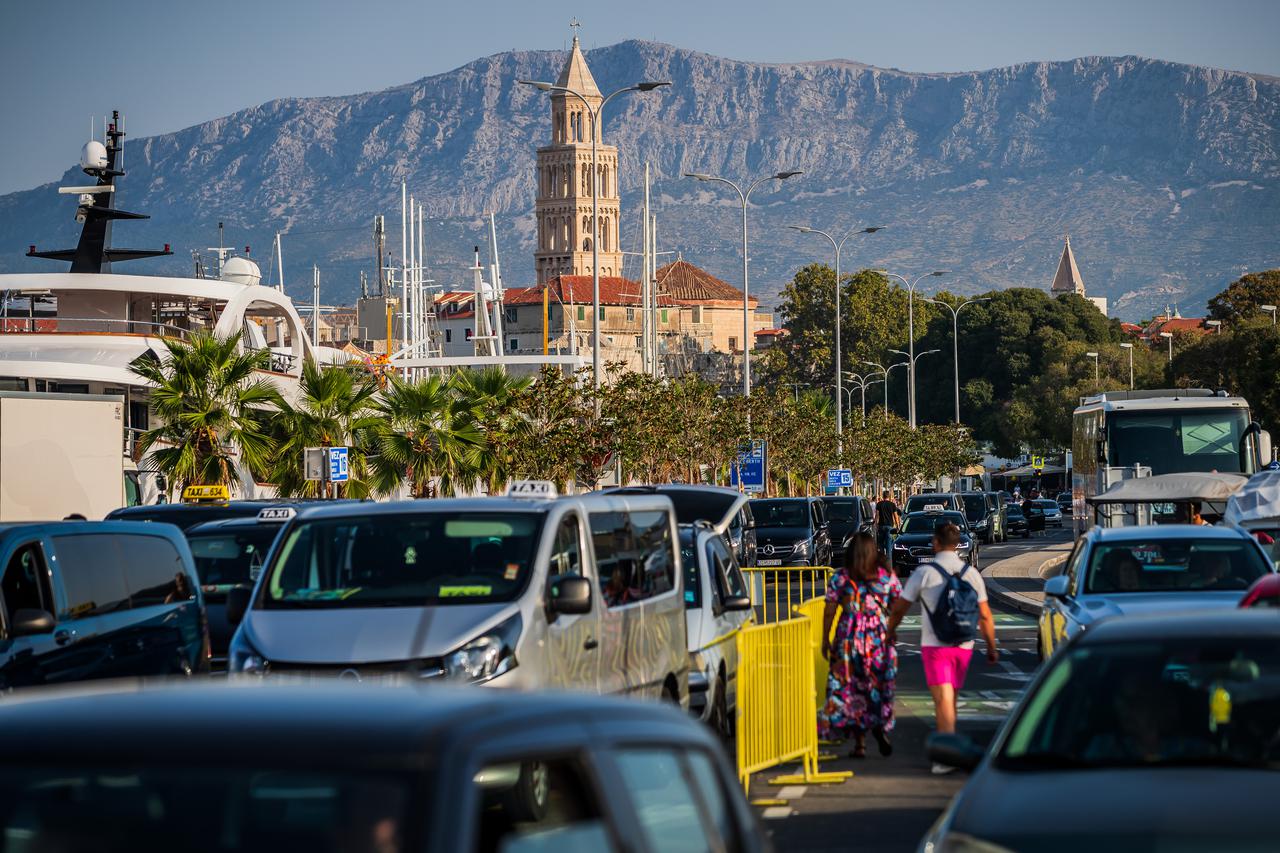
[226,487,689,704]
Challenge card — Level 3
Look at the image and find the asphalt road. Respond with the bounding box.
[759,526,1074,853]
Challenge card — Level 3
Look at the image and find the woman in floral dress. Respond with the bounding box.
[817,531,901,757]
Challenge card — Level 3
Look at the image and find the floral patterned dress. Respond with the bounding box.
[817,566,901,740]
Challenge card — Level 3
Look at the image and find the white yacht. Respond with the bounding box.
[1,111,330,501]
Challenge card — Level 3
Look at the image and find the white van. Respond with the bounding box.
[226,487,689,704]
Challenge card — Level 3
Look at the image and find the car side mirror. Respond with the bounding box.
[723,594,753,612]
[926,733,985,772]
[10,608,55,637]
[548,575,593,615]
[226,586,252,626]
[1043,575,1071,599]
[890,527,900,535]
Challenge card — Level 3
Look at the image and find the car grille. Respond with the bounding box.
[909,547,933,557]
[268,659,444,680]
[757,543,795,557]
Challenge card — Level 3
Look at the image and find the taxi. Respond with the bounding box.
[889,509,979,576]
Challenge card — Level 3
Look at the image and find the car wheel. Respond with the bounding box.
[501,761,550,822]
[712,678,732,745]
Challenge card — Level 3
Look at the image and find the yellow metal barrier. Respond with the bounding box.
[735,615,853,795]
[793,597,835,714]
[742,565,834,624]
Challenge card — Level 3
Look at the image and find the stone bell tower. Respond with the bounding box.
[534,34,623,284]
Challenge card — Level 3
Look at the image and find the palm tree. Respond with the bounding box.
[364,373,483,498]
[453,366,534,494]
[267,360,383,498]
[130,331,279,492]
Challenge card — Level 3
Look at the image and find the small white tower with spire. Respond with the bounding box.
[1050,235,1108,315]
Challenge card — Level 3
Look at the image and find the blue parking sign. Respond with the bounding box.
[828,468,853,488]
[328,446,350,483]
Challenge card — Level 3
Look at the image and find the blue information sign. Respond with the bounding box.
[827,468,853,488]
[328,446,350,483]
[730,439,767,492]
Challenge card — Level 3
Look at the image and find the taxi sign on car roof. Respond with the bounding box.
[182,484,230,503]
[257,506,297,522]
[506,480,558,499]
[923,503,945,512]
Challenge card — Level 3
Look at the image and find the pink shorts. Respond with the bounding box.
[921,646,973,688]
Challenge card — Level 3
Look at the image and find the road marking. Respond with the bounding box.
[762,806,794,820]
[776,786,807,799]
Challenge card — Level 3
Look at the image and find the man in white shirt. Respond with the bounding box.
[886,522,998,773]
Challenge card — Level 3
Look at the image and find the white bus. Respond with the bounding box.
[1071,389,1271,535]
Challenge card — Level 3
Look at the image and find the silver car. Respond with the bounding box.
[1038,524,1274,659]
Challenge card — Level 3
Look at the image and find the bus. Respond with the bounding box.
[1071,389,1271,535]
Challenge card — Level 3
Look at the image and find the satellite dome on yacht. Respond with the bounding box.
[80,139,108,172]
[221,255,262,286]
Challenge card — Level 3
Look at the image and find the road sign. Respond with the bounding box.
[327,446,350,483]
[1031,455,1045,470]
[730,439,767,493]
[827,468,853,488]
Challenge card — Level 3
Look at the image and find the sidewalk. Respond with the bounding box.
[982,539,1072,615]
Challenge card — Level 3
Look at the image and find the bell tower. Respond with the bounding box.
[534,34,623,284]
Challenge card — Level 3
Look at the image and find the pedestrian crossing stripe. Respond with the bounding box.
[897,613,1034,631]
[896,689,1022,721]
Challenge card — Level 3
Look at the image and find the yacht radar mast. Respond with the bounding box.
[26,110,173,273]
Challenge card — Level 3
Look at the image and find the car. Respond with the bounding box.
[821,494,876,562]
[960,492,1003,544]
[680,523,753,739]
[1004,502,1030,538]
[107,492,358,531]
[1240,573,1280,608]
[0,520,207,689]
[229,485,691,704]
[923,611,1280,852]
[748,497,832,567]
[1033,498,1064,527]
[903,492,963,515]
[1056,491,1074,515]
[889,510,980,576]
[1038,524,1274,659]
[603,484,757,567]
[0,682,765,852]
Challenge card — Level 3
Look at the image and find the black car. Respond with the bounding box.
[1056,491,1074,515]
[890,510,980,575]
[0,521,207,689]
[603,484,757,567]
[1004,503,1030,538]
[821,495,875,562]
[960,492,1003,544]
[749,497,832,567]
[924,611,1280,851]
[107,499,298,530]
[0,683,765,852]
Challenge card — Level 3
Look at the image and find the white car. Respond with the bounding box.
[680,522,753,739]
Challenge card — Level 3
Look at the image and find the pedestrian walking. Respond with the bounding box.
[886,522,998,774]
[818,532,901,758]
[874,490,901,554]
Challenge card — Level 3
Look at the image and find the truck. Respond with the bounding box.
[0,391,132,520]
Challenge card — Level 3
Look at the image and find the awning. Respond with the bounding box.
[1086,472,1247,505]
[1224,470,1280,526]
[995,464,1065,477]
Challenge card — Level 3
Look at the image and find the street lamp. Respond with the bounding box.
[923,296,990,423]
[520,77,670,389]
[1261,304,1277,326]
[862,359,909,421]
[876,270,948,428]
[685,169,804,396]
[1083,351,1100,387]
[1205,319,1222,335]
[1119,342,1134,389]
[843,371,884,427]
[890,348,940,422]
[788,224,884,443]
[1158,331,1173,363]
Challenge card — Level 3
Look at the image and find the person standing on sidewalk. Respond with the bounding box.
[874,490,901,554]
[886,522,998,774]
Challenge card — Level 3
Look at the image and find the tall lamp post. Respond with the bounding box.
[1261,304,1277,326]
[685,170,803,396]
[876,270,948,428]
[788,224,884,444]
[1084,351,1100,388]
[924,296,990,423]
[520,77,670,389]
[1158,331,1173,363]
[890,348,940,422]
[1120,342,1135,389]
[862,359,909,421]
[843,371,884,427]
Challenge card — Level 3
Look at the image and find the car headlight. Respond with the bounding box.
[973,519,988,530]
[228,634,268,676]
[793,539,809,556]
[442,613,521,684]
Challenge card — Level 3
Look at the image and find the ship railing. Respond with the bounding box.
[267,351,298,374]
[0,317,192,338]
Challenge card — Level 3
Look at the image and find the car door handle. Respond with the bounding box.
[53,629,77,646]
[583,638,599,651]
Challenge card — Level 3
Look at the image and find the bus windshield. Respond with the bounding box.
[1107,408,1251,475]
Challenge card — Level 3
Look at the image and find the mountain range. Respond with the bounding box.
[2,40,1278,319]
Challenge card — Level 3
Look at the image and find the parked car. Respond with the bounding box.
[961,492,1004,544]
[904,493,963,514]
[821,495,875,562]
[1033,498,1064,527]
[229,486,690,704]
[1240,573,1280,608]
[107,494,356,531]
[0,682,765,852]
[924,611,1280,852]
[748,497,833,567]
[0,521,207,689]
[680,523,753,739]
[1004,502,1030,538]
[1037,524,1273,659]
[889,510,980,576]
[604,484,757,567]
[1056,491,1074,515]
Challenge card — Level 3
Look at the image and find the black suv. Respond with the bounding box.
[821,495,875,563]
[749,497,833,567]
[960,492,1005,544]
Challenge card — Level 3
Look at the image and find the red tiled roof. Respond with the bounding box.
[1142,317,1210,337]
[656,259,755,305]
[505,276,677,307]
[755,328,787,336]
[1120,322,1143,335]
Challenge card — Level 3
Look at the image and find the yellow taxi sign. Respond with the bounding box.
[182,484,230,502]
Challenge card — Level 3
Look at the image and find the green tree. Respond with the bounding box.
[131,331,278,492]
[1171,320,1280,431]
[364,373,483,498]
[453,366,535,495]
[1207,270,1280,325]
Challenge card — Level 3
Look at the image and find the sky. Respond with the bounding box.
[2,0,1278,194]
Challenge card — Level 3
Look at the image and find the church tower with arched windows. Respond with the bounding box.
[533,35,623,284]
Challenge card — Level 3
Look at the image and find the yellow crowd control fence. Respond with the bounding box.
[735,566,851,796]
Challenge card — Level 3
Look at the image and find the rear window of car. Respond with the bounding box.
[1084,538,1269,594]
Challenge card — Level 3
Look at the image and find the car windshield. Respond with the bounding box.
[1107,408,1252,475]
[679,528,702,609]
[1035,500,1058,510]
[823,498,858,523]
[999,637,1280,770]
[1084,538,1269,594]
[0,766,411,848]
[263,512,542,607]
[960,494,986,521]
[751,501,809,528]
[1006,505,1025,518]
[901,512,967,534]
[1057,493,1072,503]
[187,527,281,587]
[640,490,735,527]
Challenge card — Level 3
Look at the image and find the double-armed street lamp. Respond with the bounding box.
[1119,342,1135,389]
[684,170,803,396]
[788,224,884,443]
[520,77,670,389]
[889,348,940,423]
[1084,351,1100,387]
[843,371,884,427]
[923,296,990,424]
[876,270,948,428]
[862,359,910,421]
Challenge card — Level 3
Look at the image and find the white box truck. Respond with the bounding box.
[0,391,127,521]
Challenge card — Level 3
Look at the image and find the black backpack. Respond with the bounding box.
[920,561,980,644]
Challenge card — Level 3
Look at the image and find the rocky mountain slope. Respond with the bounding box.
[3,40,1277,318]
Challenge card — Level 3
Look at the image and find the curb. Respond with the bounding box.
[982,552,1068,617]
